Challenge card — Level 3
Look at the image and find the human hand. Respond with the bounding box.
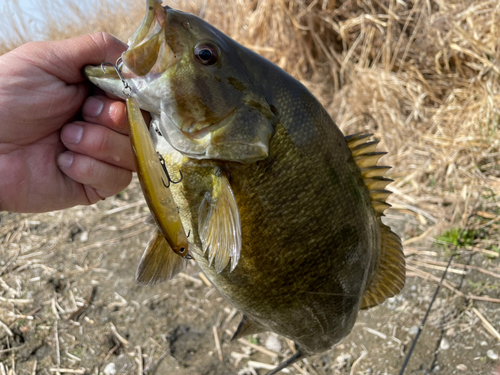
[0,33,136,213]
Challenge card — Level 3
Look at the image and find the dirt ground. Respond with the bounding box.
[1,178,499,375]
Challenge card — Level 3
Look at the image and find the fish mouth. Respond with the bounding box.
[121,0,173,77]
[84,0,174,99]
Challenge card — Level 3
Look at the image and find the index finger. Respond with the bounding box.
[17,32,127,84]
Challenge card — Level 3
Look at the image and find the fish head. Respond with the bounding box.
[85,0,276,163]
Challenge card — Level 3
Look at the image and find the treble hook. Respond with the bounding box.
[100,61,132,97]
[157,152,183,188]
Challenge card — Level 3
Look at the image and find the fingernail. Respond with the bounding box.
[57,152,74,169]
[82,96,104,117]
[62,124,83,144]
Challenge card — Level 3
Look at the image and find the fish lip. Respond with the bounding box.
[83,65,128,100]
[83,65,119,80]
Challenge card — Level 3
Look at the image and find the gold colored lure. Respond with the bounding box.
[126,96,190,260]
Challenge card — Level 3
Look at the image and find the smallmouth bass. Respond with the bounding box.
[85,1,405,373]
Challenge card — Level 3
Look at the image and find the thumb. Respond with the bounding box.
[20,32,127,84]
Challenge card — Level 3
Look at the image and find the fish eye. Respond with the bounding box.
[194,43,219,65]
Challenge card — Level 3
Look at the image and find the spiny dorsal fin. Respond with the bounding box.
[361,222,405,309]
[344,132,373,148]
[362,166,391,178]
[345,133,405,308]
[231,315,266,341]
[345,133,393,217]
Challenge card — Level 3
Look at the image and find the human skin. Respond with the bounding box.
[0,32,137,213]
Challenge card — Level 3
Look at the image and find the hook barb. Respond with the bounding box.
[157,152,183,187]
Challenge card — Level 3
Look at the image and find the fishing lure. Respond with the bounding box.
[100,62,192,283]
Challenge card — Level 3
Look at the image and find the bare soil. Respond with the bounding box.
[1,178,499,375]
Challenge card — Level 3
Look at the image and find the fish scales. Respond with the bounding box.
[167,50,380,352]
[84,1,405,372]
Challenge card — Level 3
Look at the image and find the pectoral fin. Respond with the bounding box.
[136,230,188,285]
[198,171,241,273]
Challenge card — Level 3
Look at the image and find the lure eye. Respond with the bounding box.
[194,44,219,65]
[179,247,186,254]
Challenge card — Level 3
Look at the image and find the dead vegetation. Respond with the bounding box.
[1,0,500,374]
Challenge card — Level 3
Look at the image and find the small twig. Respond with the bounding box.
[406,265,462,296]
[102,343,120,363]
[55,320,61,368]
[0,346,24,354]
[0,246,20,276]
[292,363,309,375]
[143,349,170,374]
[68,286,97,321]
[51,298,60,321]
[213,326,223,362]
[0,297,33,304]
[285,338,295,353]
[230,351,250,367]
[238,338,279,358]
[466,246,499,258]
[109,323,129,348]
[303,357,324,375]
[402,227,434,246]
[223,308,238,328]
[135,346,143,374]
[106,200,145,215]
[77,227,149,252]
[178,273,203,287]
[198,272,212,287]
[350,351,367,375]
[407,265,500,303]
[0,319,13,337]
[32,360,37,375]
[412,258,500,280]
[364,327,387,340]
[472,307,500,342]
[467,295,500,304]
[248,361,289,372]
[406,259,467,275]
[65,350,81,362]
[49,369,85,374]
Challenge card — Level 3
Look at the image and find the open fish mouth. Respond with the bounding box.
[84,0,174,99]
[121,0,175,78]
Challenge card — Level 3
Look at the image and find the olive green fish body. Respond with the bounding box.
[167,87,380,353]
